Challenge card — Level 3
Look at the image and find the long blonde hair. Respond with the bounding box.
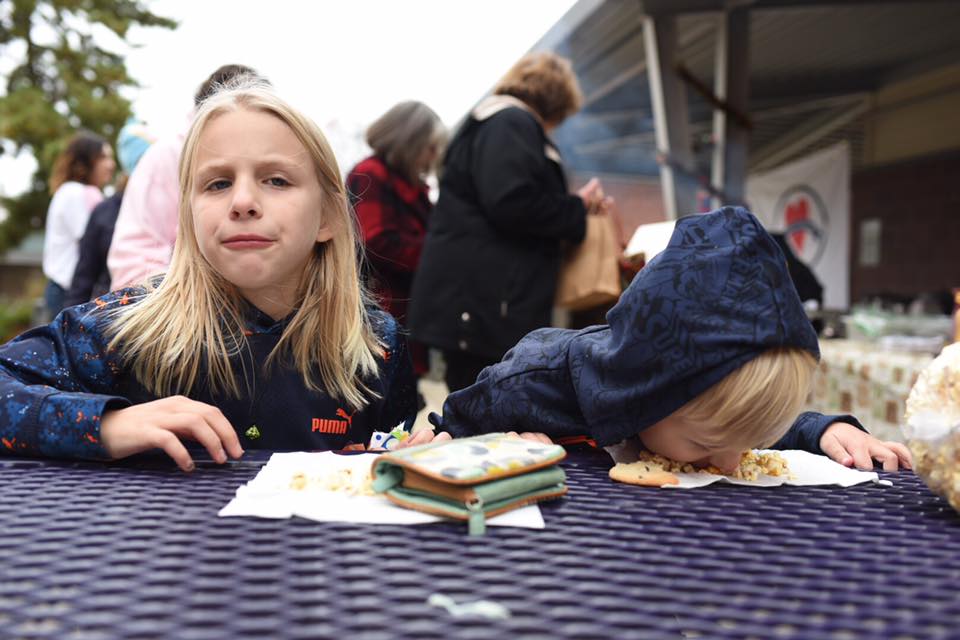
[107,82,384,409]
[674,347,818,449]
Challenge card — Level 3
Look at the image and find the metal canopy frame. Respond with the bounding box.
[638,0,896,217]
[643,13,697,219]
[534,0,960,219]
[644,5,754,218]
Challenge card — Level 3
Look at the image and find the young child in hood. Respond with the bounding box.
[0,81,438,472]
[429,207,912,473]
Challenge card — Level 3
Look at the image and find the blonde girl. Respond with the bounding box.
[0,82,436,470]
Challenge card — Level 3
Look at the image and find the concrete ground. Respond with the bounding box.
[412,377,449,434]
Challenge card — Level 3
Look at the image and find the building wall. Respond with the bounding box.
[569,61,960,309]
[572,150,958,310]
[863,63,960,168]
[850,149,960,304]
[569,173,665,242]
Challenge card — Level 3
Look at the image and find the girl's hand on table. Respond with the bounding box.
[819,422,913,471]
[100,396,244,472]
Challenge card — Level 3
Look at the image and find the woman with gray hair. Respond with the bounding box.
[346,101,447,376]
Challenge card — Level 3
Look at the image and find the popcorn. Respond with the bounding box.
[634,449,791,481]
[904,343,960,511]
[288,468,375,496]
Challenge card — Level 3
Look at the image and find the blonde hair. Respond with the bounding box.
[365,101,446,183]
[107,81,384,409]
[674,348,818,449]
[493,52,583,126]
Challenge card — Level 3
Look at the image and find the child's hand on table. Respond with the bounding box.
[819,422,913,471]
[395,428,452,449]
[506,432,554,444]
[391,430,554,449]
[101,396,244,472]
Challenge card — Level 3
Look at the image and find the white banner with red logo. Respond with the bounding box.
[746,142,850,310]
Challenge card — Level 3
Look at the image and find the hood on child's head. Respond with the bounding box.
[571,206,820,446]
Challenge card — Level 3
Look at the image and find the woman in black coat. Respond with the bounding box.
[408,52,607,392]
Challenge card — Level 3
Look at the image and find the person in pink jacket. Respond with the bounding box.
[108,64,266,289]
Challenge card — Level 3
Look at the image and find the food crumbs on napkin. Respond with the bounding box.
[218,451,547,529]
[289,466,374,495]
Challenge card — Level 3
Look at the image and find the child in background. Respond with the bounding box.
[42,132,116,318]
[430,207,912,473]
[0,81,435,471]
[107,64,267,291]
[64,119,156,306]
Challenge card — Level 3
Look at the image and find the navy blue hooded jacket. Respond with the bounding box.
[434,207,863,453]
[63,192,122,307]
[0,290,417,460]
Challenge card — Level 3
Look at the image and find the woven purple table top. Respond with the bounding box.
[1,448,958,640]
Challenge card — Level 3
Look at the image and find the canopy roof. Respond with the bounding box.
[540,0,960,176]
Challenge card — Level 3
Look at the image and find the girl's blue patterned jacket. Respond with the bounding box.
[0,291,417,460]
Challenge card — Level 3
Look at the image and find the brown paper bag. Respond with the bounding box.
[555,214,622,311]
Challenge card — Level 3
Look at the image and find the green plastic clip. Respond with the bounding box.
[467,497,486,536]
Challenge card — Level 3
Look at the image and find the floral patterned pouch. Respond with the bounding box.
[371,433,567,535]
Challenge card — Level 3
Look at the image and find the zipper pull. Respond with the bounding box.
[467,497,486,536]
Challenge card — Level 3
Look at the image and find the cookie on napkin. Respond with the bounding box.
[609,460,680,486]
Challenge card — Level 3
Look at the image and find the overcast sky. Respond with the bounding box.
[0,0,577,196]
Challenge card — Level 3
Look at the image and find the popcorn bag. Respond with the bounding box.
[903,343,960,511]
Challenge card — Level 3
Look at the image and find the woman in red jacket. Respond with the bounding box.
[346,101,446,376]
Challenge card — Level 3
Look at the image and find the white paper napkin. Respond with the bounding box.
[659,450,890,489]
[218,451,546,528]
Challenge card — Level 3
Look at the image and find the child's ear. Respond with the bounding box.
[315,223,334,243]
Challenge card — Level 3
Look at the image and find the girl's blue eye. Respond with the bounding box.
[207,179,231,191]
[268,177,289,187]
